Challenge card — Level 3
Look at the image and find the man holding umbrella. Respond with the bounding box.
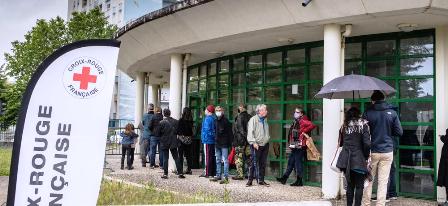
[362,90,402,206]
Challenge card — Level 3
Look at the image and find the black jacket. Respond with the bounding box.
[177,119,194,136]
[336,119,371,181]
[232,111,251,147]
[437,129,448,187]
[215,115,233,148]
[159,117,179,150]
[362,101,403,153]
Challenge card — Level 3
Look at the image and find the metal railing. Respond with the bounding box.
[106,119,141,155]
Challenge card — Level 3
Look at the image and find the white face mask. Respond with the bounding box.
[216,111,222,117]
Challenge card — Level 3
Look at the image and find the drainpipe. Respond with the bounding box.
[182,53,191,110]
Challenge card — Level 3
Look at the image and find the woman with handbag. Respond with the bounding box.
[276,108,316,186]
[177,107,194,175]
[336,107,371,206]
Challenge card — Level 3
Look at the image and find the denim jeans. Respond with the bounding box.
[215,147,229,178]
[150,136,163,167]
[283,148,305,178]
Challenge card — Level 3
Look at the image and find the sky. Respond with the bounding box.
[0,0,68,71]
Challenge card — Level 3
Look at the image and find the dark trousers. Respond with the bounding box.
[178,143,193,172]
[121,144,135,167]
[162,148,182,176]
[140,138,150,164]
[346,171,365,206]
[204,144,216,177]
[248,143,269,182]
[283,148,305,178]
[387,160,397,198]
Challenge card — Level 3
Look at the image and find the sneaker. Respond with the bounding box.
[210,176,221,182]
[258,181,270,187]
[178,174,186,179]
[232,176,244,180]
[219,178,229,184]
[161,174,168,179]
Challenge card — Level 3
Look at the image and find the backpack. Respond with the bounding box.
[150,114,163,137]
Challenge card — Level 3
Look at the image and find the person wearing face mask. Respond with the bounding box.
[232,104,252,180]
[276,107,316,186]
[210,106,233,184]
[200,105,216,178]
[246,104,271,187]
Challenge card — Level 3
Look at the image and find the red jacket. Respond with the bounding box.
[288,115,317,147]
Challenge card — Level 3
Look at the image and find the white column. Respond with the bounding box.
[436,26,448,203]
[149,84,159,106]
[143,73,148,112]
[181,66,188,109]
[322,24,343,199]
[169,54,183,119]
[134,72,145,125]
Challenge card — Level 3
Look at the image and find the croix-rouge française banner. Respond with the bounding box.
[7,39,120,206]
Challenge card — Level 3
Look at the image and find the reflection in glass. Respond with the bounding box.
[345,43,362,59]
[189,67,198,81]
[208,76,216,90]
[265,68,282,83]
[399,173,434,196]
[267,105,282,121]
[188,81,198,93]
[310,47,324,62]
[367,40,395,57]
[269,122,282,138]
[399,102,434,123]
[270,142,283,159]
[266,160,281,177]
[309,65,323,80]
[207,90,216,105]
[267,52,282,67]
[401,125,435,146]
[285,66,305,82]
[400,57,433,76]
[285,84,305,101]
[310,124,322,142]
[219,74,229,88]
[218,89,229,104]
[366,60,395,77]
[306,164,322,183]
[345,61,362,75]
[247,71,263,85]
[400,78,433,99]
[209,62,217,75]
[265,86,281,102]
[400,36,433,55]
[233,57,245,71]
[344,102,361,112]
[248,87,262,102]
[200,65,207,77]
[287,49,305,64]
[199,79,206,93]
[308,104,323,121]
[232,88,245,104]
[308,84,322,99]
[220,60,230,73]
[232,73,245,87]
[248,55,263,70]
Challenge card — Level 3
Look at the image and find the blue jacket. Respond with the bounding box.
[363,101,403,153]
[142,112,155,139]
[120,131,139,145]
[201,115,216,144]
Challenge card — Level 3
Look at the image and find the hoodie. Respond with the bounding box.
[362,100,403,153]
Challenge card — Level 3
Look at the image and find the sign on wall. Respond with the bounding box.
[7,39,120,206]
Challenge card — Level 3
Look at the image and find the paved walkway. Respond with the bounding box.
[0,176,8,206]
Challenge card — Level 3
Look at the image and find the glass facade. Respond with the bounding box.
[186,29,435,199]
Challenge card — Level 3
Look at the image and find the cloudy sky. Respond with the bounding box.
[0,0,68,69]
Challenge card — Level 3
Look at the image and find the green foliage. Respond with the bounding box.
[1,8,117,128]
[97,180,218,205]
[0,147,12,176]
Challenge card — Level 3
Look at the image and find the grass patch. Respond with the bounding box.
[0,147,12,176]
[97,179,221,205]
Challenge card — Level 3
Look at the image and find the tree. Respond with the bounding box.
[1,8,117,128]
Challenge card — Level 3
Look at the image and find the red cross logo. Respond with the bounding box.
[73,67,97,90]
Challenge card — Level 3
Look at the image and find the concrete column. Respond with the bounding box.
[149,84,159,106]
[143,74,149,112]
[134,72,145,125]
[322,24,343,199]
[169,54,183,119]
[436,26,448,203]
[181,66,188,109]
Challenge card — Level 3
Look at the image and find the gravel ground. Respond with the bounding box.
[105,155,438,205]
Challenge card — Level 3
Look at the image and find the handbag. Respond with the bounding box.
[304,133,321,161]
[178,135,192,145]
[330,127,344,173]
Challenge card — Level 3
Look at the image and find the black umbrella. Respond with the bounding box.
[314,74,396,99]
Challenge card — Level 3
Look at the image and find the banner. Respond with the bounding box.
[7,39,121,206]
